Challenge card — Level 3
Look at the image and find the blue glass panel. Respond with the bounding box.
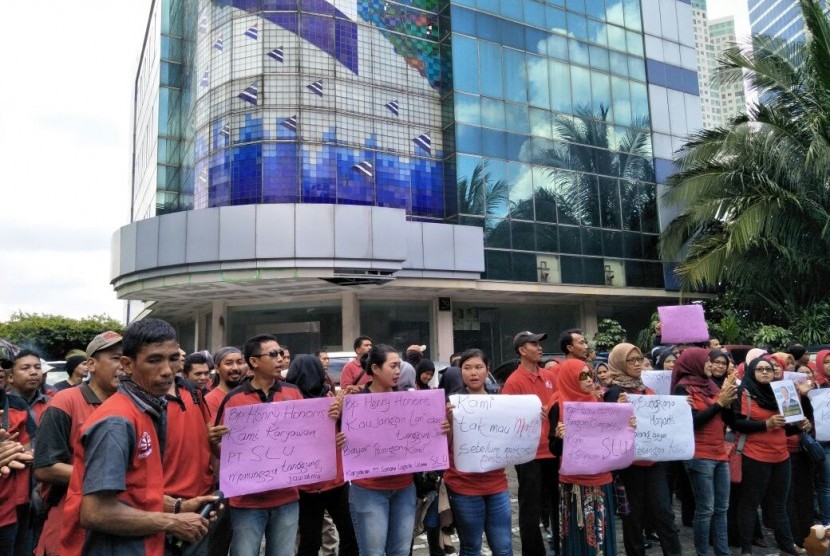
[477,0,500,14]
[456,124,483,154]
[230,144,262,205]
[567,13,588,40]
[501,0,523,20]
[455,93,482,126]
[502,20,526,50]
[524,1,546,29]
[481,128,507,158]
[476,12,502,43]
[452,36,480,93]
[484,249,512,279]
[376,154,411,211]
[481,97,505,129]
[525,27,548,55]
[504,49,528,103]
[451,5,477,35]
[302,147,336,203]
[479,42,504,99]
[546,6,567,32]
[262,142,300,203]
[505,103,530,134]
[569,39,590,67]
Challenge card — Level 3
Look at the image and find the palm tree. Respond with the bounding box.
[455,161,510,233]
[659,0,830,313]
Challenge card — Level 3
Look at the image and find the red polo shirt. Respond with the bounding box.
[339,359,370,388]
[10,390,49,508]
[204,386,228,421]
[502,365,556,459]
[33,383,103,555]
[215,379,304,509]
[61,390,166,555]
[164,378,214,499]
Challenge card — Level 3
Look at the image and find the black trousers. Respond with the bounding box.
[618,463,682,556]
[787,451,815,546]
[737,455,795,553]
[515,457,558,556]
[297,485,358,556]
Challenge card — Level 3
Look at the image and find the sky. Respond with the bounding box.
[0,0,752,324]
[0,1,152,322]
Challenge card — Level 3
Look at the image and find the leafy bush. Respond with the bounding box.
[593,319,627,351]
[0,312,124,361]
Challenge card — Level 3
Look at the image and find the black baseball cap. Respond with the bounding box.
[513,331,548,352]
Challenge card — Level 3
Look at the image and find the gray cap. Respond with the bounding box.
[85,331,123,358]
[512,331,548,351]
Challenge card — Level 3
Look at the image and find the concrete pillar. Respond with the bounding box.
[432,299,455,363]
[195,311,209,350]
[210,301,227,351]
[341,292,360,351]
[582,300,599,339]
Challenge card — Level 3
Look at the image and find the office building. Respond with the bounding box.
[112,0,700,362]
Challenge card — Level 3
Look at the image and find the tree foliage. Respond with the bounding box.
[593,318,627,351]
[0,312,124,361]
[660,0,830,315]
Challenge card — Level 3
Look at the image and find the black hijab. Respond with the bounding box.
[741,356,778,410]
[708,349,730,389]
[438,366,464,397]
[286,355,330,399]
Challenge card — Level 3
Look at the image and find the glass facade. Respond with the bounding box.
[132,0,697,290]
[441,0,664,287]
[748,0,820,43]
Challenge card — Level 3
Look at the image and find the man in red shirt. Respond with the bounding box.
[61,319,215,555]
[502,331,558,556]
[338,336,373,390]
[7,349,51,555]
[212,334,303,556]
[204,347,245,419]
[182,352,212,391]
[33,331,123,556]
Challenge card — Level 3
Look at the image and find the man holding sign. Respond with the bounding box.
[213,334,327,556]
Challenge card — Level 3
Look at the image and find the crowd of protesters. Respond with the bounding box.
[2,317,830,556]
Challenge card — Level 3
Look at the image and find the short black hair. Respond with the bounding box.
[559,329,582,354]
[244,334,278,367]
[183,352,210,375]
[12,349,41,365]
[314,349,328,357]
[353,336,372,351]
[122,319,178,359]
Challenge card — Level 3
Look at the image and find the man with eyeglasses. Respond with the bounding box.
[211,334,303,556]
[502,331,559,556]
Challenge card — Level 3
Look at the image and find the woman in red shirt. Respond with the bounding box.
[550,359,627,556]
[444,349,512,556]
[733,356,810,556]
[672,347,737,556]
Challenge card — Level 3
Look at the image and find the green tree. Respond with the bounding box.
[660,0,830,315]
[0,312,124,361]
[593,318,627,351]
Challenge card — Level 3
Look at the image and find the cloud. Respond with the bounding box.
[0,0,151,322]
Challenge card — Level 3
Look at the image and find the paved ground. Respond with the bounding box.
[411,467,786,556]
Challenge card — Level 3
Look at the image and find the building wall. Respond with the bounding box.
[446,0,669,289]
[749,0,806,42]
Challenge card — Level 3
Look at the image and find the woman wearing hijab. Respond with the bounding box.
[672,348,737,556]
[594,361,612,389]
[286,355,358,556]
[656,348,677,372]
[549,359,625,556]
[708,350,731,389]
[415,359,436,390]
[732,356,811,556]
[604,343,682,556]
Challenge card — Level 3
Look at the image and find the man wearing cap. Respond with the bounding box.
[502,331,559,556]
[53,356,89,392]
[33,331,124,556]
[61,319,214,555]
[204,347,246,419]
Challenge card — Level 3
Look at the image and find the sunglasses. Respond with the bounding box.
[251,349,285,359]
[578,371,592,381]
[755,366,774,373]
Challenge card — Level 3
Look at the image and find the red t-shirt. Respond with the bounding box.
[61,392,166,556]
[164,380,214,499]
[12,393,48,508]
[443,452,508,496]
[33,384,103,554]
[688,388,728,461]
[740,391,789,463]
[501,365,556,459]
[340,359,370,388]
[203,386,227,421]
[216,380,304,509]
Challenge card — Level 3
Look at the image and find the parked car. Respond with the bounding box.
[325,351,355,387]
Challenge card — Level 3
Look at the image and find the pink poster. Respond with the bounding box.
[341,389,449,481]
[219,397,337,498]
[559,402,635,476]
[658,304,710,343]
